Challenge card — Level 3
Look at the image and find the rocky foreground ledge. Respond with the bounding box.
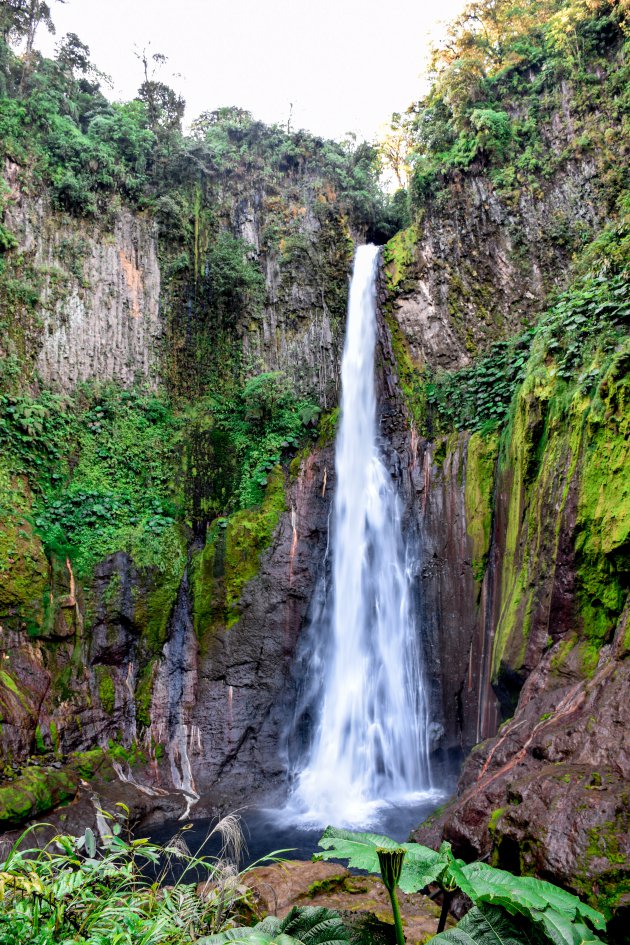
[243,860,448,945]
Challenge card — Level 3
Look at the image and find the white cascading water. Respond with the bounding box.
[292,244,433,827]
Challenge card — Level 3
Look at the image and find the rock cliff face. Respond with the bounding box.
[2,161,351,405]
[0,149,349,820]
[3,160,162,390]
[187,445,335,799]
[235,186,351,408]
[385,156,603,374]
[381,140,629,932]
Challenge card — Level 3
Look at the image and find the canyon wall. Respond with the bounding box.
[1,4,628,931]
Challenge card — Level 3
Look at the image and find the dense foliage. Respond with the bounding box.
[0,816,279,945]
[0,371,320,579]
[424,268,629,434]
[386,0,629,212]
[378,0,630,442]
[0,820,608,945]
[0,31,401,235]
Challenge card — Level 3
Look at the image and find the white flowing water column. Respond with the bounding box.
[294,244,432,826]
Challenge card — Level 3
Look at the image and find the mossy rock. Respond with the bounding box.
[465,431,499,583]
[0,766,78,827]
[67,748,107,779]
[0,463,48,634]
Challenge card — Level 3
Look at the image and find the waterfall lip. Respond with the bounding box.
[284,243,435,830]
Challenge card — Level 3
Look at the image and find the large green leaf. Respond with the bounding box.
[316,827,445,893]
[461,864,605,933]
[528,909,604,945]
[316,829,605,945]
[429,904,534,945]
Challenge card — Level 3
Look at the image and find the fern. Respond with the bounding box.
[198,906,350,945]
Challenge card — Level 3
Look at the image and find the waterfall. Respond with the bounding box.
[289,244,433,827]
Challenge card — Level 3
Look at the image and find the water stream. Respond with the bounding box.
[286,244,436,828]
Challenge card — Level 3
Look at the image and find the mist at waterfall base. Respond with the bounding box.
[146,246,444,866]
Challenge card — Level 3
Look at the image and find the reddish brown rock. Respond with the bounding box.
[245,859,446,945]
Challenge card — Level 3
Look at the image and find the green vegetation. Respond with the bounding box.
[0,385,184,582]
[0,816,282,945]
[0,767,77,827]
[0,26,400,233]
[317,827,606,945]
[465,431,500,582]
[0,818,612,945]
[0,370,320,613]
[375,848,406,945]
[391,0,628,212]
[200,906,350,945]
[385,265,628,438]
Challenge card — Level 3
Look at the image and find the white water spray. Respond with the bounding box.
[291,244,433,827]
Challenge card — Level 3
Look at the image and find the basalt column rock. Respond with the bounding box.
[3,161,161,390]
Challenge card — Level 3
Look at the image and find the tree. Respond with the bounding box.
[1,0,64,54]
[135,45,185,133]
[55,31,91,75]
[379,112,410,189]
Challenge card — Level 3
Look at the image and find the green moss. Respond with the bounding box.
[383,225,418,293]
[490,344,629,681]
[316,408,340,448]
[190,465,288,637]
[465,431,499,582]
[289,446,313,480]
[97,671,116,715]
[578,640,601,678]
[34,724,46,754]
[224,466,287,628]
[488,807,506,834]
[49,719,60,755]
[68,748,106,779]
[433,437,447,468]
[0,669,31,715]
[383,307,427,430]
[0,766,78,826]
[550,635,578,675]
[574,348,630,647]
[575,819,630,919]
[0,462,48,634]
[306,874,349,897]
[135,558,186,668]
[190,529,219,642]
[107,740,147,767]
[134,661,157,729]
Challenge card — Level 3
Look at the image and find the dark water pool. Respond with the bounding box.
[142,790,447,875]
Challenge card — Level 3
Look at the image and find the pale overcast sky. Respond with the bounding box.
[39,0,468,142]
